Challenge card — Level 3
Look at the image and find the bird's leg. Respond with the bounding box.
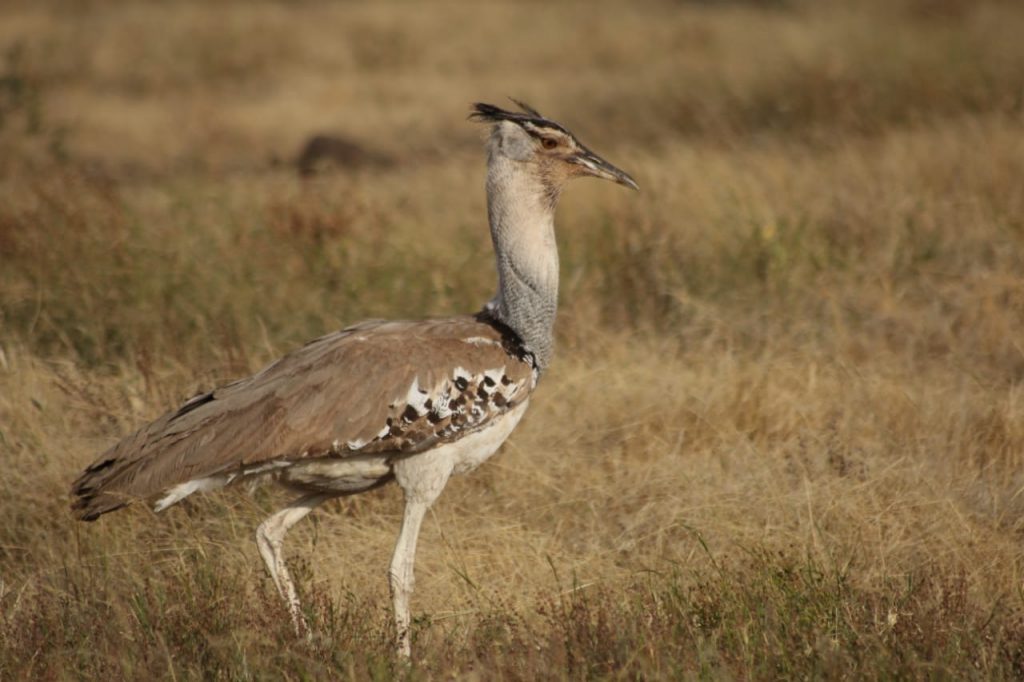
[390,452,454,658]
[256,492,334,638]
[390,498,430,659]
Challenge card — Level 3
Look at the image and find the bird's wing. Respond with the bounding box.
[71,313,536,519]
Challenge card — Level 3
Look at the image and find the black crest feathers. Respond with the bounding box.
[469,100,570,136]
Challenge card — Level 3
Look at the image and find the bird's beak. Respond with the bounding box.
[571,148,640,191]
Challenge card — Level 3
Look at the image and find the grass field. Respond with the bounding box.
[3,0,1024,678]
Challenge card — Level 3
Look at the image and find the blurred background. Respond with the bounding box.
[2,0,1024,678]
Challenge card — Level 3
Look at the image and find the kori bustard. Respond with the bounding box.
[71,101,638,657]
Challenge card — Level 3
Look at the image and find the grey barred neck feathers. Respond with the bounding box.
[471,101,639,372]
[484,122,561,371]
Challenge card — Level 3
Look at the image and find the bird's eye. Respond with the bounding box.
[541,138,558,150]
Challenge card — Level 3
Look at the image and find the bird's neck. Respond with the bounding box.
[484,154,560,371]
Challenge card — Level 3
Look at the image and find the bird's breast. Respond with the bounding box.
[446,398,530,475]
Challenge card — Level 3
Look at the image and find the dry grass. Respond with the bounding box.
[3,0,1024,678]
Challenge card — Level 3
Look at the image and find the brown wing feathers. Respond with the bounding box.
[70,314,535,520]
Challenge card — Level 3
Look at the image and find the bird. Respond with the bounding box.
[70,100,638,658]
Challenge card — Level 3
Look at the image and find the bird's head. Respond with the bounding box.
[470,100,639,199]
